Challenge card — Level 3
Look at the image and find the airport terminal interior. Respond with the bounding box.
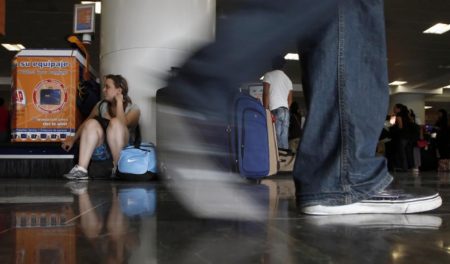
[1,0,450,263]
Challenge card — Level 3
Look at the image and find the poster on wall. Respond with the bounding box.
[73,4,95,34]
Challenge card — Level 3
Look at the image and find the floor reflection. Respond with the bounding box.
[0,171,448,263]
[67,183,156,264]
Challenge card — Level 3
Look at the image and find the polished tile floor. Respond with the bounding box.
[0,171,449,264]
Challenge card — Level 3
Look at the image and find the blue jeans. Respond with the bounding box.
[271,107,289,149]
[167,0,392,206]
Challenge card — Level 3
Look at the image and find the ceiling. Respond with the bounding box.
[1,0,450,101]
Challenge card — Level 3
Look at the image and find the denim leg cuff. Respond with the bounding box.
[297,173,393,207]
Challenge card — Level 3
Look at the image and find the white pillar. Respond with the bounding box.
[100,0,216,142]
[389,94,425,124]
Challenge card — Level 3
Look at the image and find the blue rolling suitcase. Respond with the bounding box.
[229,93,271,179]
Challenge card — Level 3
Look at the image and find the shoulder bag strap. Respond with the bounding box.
[97,99,107,118]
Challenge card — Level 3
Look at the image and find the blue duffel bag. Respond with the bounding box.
[117,142,157,180]
[116,124,157,180]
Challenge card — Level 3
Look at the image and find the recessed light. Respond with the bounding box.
[284,53,299,61]
[389,81,407,86]
[81,1,101,14]
[1,43,26,51]
[423,23,450,34]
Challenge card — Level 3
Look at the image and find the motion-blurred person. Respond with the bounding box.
[263,56,293,150]
[164,0,441,215]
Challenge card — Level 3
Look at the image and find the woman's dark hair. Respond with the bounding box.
[104,74,132,114]
[394,103,408,113]
[395,103,409,119]
[409,109,416,123]
[394,103,414,130]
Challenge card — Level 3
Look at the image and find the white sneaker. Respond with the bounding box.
[302,188,442,215]
[63,165,89,180]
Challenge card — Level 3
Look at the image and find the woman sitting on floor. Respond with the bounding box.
[62,74,140,180]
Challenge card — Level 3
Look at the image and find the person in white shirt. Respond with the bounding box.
[263,56,293,150]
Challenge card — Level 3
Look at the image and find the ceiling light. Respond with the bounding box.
[284,53,299,61]
[2,43,26,51]
[389,81,407,86]
[81,1,101,14]
[423,23,450,34]
[425,106,433,110]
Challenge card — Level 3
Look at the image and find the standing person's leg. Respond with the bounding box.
[295,0,391,208]
[296,0,440,214]
[276,108,289,150]
[272,108,290,150]
[413,146,421,172]
[400,138,409,170]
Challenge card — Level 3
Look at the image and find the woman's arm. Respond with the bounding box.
[62,102,100,151]
[114,94,140,128]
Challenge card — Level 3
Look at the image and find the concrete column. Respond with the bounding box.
[100,0,216,142]
[389,94,425,124]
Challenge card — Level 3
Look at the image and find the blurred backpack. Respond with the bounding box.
[77,79,101,118]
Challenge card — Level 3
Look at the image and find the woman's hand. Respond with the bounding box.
[61,137,75,152]
[114,93,124,105]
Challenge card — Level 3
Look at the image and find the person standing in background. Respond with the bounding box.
[409,109,422,174]
[263,56,293,150]
[0,97,9,142]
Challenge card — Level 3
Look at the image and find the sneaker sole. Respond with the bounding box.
[302,194,442,215]
[63,174,76,180]
[63,175,89,181]
[305,214,443,229]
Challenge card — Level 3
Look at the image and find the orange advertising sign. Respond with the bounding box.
[11,53,81,142]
